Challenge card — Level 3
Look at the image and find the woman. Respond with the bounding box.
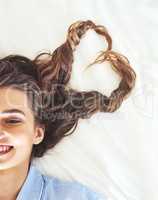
[0,20,136,200]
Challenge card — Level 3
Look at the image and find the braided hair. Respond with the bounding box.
[0,20,136,159]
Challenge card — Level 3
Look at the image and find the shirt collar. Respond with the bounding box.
[16,163,44,200]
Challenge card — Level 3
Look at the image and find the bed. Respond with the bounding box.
[0,0,157,199]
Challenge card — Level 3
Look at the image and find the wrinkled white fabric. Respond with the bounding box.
[0,1,157,200]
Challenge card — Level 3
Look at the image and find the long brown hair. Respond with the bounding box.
[0,20,136,159]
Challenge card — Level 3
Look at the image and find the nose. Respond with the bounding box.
[0,132,5,138]
[0,131,9,144]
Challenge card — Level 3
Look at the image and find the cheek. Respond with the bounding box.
[11,133,35,163]
[12,130,35,149]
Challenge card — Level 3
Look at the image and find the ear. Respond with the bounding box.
[33,125,45,145]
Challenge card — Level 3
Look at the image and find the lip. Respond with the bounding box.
[0,146,14,157]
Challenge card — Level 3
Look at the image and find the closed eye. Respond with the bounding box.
[5,119,23,124]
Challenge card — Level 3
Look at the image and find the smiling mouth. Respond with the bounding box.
[0,146,14,156]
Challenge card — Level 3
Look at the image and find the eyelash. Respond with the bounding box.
[4,119,23,124]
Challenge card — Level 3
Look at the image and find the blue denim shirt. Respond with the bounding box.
[16,164,106,200]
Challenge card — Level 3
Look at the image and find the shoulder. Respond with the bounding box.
[41,173,106,200]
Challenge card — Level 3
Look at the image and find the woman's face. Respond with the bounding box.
[0,87,45,170]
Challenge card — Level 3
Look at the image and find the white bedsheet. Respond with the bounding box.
[0,0,157,199]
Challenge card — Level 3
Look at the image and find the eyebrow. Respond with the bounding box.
[0,109,26,116]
